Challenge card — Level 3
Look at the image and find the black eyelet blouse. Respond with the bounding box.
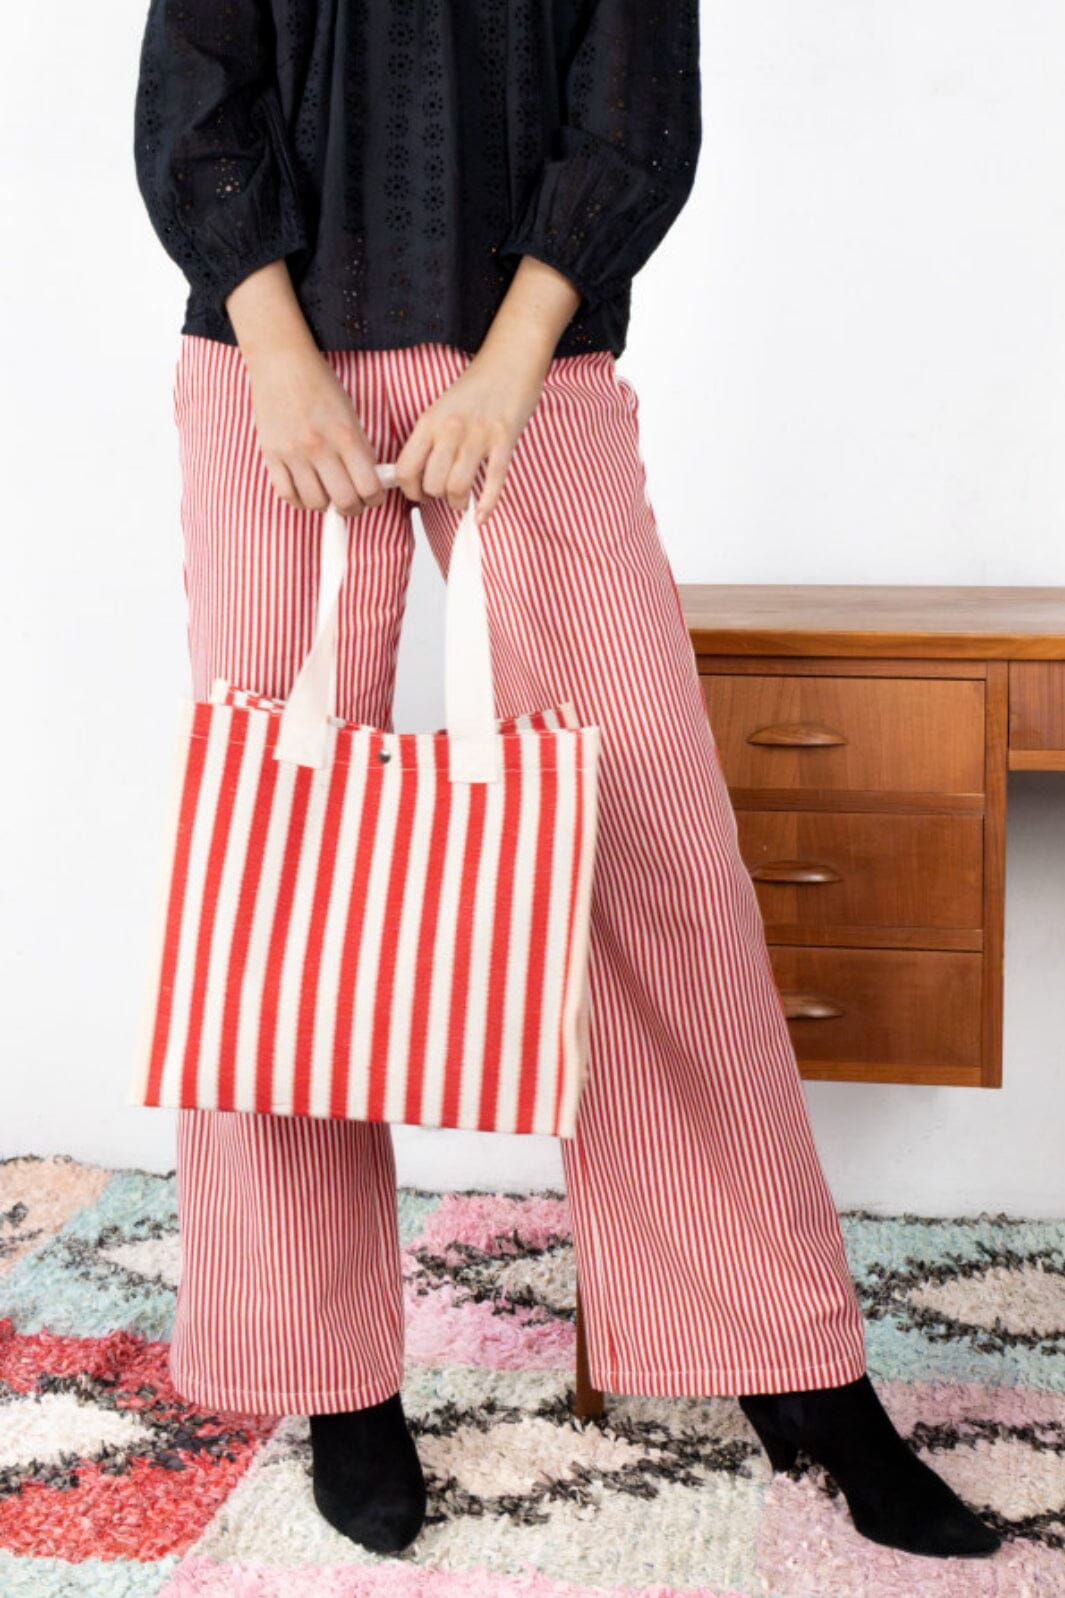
[132,0,702,358]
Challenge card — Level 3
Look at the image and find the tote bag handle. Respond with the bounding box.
[274,462,500,783]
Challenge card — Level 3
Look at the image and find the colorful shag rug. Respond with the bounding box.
[0,1155,1063,1597]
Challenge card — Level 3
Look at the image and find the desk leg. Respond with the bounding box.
[574,1283,604,1417]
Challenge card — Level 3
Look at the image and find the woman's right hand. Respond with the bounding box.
[225,259,386,518]
[247,343,387,516]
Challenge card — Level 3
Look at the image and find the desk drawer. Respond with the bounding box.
[735,810,983,936]
[767,945,983,1083]
[1009,662,1065,751]
[703,674,985,797]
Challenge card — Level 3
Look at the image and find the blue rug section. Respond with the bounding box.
[1,1170,179,1340]
[840,1210,1065,1393]
[2,1174,444,1342]
[397,1187,444,1248]
[0,1553,181,1596]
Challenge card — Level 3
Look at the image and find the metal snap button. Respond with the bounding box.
[377,746,392,763]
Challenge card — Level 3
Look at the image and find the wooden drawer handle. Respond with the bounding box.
[750,859,842,884]
[748,722,848,747]
[780,991,845,1020]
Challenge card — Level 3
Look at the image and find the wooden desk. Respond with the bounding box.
[680,584,1065,1090]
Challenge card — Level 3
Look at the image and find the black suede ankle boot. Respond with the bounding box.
[309,1390,427,1554]
[737,1374,1001,1559]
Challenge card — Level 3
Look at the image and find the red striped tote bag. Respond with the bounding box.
[128,463,602,1137]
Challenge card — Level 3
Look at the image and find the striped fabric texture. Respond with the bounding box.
[163,335,869,1413]
[130,663,600,1139]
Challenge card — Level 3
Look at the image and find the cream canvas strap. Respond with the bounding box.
[274,462,502,783]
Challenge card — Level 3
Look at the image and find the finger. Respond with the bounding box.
[290,460,331,514]
[333,422,388,511]
[349,452,389,509]
[266,455,305,512]
[447,432,491,514]
[475,438,514,523]
[316,454,368,517]
[394,422,434,504]
[421,416,465,506]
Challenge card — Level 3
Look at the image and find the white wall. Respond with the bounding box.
[3,2,1063,1214]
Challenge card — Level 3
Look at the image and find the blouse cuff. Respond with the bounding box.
[177,89,311,320]
[204,223,312,321]
[497,128,691,312]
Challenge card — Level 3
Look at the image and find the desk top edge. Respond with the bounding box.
[679,584,1065,659]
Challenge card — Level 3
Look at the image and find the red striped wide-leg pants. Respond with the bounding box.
[167,333,867,1414]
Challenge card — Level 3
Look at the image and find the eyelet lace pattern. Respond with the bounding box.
[133,0,701,358]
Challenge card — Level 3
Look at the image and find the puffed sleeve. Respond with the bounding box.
[133,0,310,320]
[497,0,701,310]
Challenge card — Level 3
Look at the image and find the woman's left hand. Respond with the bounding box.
[393,255,582,523]
[393,344,547,524]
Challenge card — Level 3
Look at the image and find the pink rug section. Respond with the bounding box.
[755,1378,1063,1597]
[0,1155,110,1276]
[403,1282,575,1370]
[863,1377,1065,1432]
[403,1193,577,1369]
[158,1558,747,1598]
[406,1193,574,1257]
[756,1474,1056,1598]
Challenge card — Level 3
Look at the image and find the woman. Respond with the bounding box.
[132,0,1000,1564]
